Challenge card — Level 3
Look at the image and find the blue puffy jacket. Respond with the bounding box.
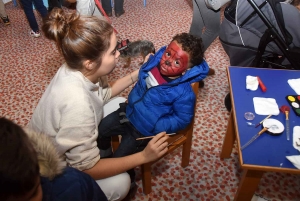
[126,46,209,136]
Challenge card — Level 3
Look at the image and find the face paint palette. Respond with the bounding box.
[286,95,300,116]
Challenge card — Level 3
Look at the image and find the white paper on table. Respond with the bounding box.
[293,126,300,152]
[286,155,300,169]
[246,75,259,91]
[253,97,280,115]
[287,78,300,95]
[286,126,300,169]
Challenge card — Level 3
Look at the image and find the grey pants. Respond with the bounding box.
[189,0,221,51]
[0,0,7,18]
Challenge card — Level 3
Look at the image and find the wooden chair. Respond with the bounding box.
[112,82,199,194]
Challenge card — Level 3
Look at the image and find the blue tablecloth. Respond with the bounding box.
[229,66,300,169]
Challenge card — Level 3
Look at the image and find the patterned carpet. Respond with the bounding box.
[1,0,300,200]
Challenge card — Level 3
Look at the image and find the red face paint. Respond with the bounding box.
[159,41,190,77]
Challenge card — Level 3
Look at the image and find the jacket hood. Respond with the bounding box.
[24,128,65,180]
[141,46,209,85]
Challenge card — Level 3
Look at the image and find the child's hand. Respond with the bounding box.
[142,132,169,163]
[143,53,154,64]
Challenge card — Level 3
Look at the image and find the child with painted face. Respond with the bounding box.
[0,117,107,201]
[98,32,209,158]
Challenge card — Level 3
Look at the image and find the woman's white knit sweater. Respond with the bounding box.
[28,63,111,171]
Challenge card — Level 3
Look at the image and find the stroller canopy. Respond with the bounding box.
[220,0,300,69]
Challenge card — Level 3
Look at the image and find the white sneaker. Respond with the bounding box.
[30,30,41,38]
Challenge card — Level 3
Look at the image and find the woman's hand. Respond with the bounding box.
[84,132,169,179]
[141,132,169,163]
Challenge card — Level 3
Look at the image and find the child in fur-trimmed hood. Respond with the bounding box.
[0,117,107,201]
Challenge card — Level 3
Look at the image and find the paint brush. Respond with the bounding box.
[255,114,272,128]
[136,133,176,140]
[280,105,290,140]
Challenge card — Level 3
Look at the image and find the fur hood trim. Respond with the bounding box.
[24,128,65,180]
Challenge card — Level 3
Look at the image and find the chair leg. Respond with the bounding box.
[181,134,193,168]
[141,163,152,194]
[111,135,120,151]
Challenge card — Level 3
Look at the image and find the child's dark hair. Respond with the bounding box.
[172,33,204,66]
[0,118,39,200]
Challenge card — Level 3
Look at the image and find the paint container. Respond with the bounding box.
[285,95,300,117]
[262,118,284,135]
[244,112,255,120]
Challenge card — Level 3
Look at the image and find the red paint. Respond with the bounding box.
[257,76,267,92]
[159,41,189,76]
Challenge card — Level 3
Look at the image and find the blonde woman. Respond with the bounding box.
[28,8,169,201]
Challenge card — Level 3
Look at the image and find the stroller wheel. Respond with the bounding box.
[224,93,231,112]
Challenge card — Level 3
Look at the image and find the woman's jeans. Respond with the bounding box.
[20,0,48,32]
[98,103,150,158]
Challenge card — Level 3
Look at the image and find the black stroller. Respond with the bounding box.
[220,0,300,111]
[220,0,300,70]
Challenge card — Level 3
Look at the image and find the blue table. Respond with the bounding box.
[220,66,300,201]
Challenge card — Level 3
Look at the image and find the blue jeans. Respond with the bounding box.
[20,0,48,32]
[101,0,124,14]
[98,103,150,158]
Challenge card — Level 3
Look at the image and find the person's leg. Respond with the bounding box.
[114,0,124,15]
[99,102,148,157]
[189,0,205,40]
[98,107,129,157]
[96,172,131,201]
[76,0,95,16]
[93,5,106,19]
[112,124,148,157]
[33,0,48,18]
[189,0,220,51]
[20,0,39,32]
[0,0,9,25]
[99,105,149,189]
[199,4,220,50]
[101,0,112,15]
[0,0,7,18]
[98,108,127,147]
[99,97,127,157]
[48,0,62,12]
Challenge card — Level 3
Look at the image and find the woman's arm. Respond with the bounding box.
[83,132,169,179]
[109,69,139,98]
[109,53,153,97]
